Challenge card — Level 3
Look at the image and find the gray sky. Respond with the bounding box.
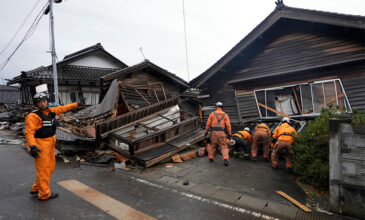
[0,0,364,84]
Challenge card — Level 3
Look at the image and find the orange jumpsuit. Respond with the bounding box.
[251,123,271,159]
[205,108,231,160]
[25,103,78,200]
[271,123,297,168]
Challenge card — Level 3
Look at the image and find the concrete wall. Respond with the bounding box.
[329,118,365,219]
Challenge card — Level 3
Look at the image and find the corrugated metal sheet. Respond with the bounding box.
[342,75,365,111]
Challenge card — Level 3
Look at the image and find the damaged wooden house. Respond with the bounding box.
[7,43,127,105]
[191,1,365,131]
[58,60,204,166]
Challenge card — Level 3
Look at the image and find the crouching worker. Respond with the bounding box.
[205,102,231,166]
[251,123,271,161]
[25,91,78,200]
[271,117,297,171]
[231,127,251,159]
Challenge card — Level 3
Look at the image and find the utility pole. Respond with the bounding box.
[49,0,59,104]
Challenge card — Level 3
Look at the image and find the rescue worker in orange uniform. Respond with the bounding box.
[231,127,252,160]
[271,117,297,171]
[25,92,78,200]
[205,102,231,166]
[251,122,271,161]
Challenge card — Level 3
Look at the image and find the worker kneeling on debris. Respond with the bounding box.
[205,102,231,166]
[271,117,297,171]
[230,127,251,160]
[25,86,79,201]
[251,122,271,161]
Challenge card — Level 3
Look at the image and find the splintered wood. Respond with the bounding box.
[276,191,312,212]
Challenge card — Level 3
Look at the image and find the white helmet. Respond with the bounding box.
[216,102,223,107]
[244,127,250,132]
[282,117,290,123]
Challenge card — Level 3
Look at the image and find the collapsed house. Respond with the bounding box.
[0,85,21,111]
[7,43,127,105]
[57,61,204,166]
[190,1,365,127]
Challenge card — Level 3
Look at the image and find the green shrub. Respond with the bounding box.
[292,105,343,188]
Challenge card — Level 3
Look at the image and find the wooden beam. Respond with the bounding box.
[276,191,312,212]
[198,104,203,122]
[134,89,150,105]
[258,102,290,118]
[292,87,303,115]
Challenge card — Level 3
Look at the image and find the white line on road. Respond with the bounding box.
[58,179,156,220]
[132,177,280,220]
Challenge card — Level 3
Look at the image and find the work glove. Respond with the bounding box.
[30,145,42,159]
[205,132,208,137]
[77,97,87,106]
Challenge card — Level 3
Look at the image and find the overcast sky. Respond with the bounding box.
[0,0,364,84]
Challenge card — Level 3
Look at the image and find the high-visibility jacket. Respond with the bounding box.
[205,108,231,135]
[273,123,297,144]
[233,130,252,144]
[255,123,271,135]
[25,103,78,146]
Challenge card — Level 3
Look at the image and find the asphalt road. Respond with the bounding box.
[0,143,282,220]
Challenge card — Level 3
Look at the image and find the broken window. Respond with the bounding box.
[254,79,351,118]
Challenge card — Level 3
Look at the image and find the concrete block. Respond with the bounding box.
[341,123,354,134]
[341,161,357,175]
[342,175,365,188]
[357,163,365,175]
[355,135,365,148]
[342,148,365,162]
[342,134,354,148]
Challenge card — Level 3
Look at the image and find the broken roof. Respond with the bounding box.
[191,2,365,88]
[101,60,189,89]
[7,43,127,85]
[8,65,120,84]
[0,85,20,104]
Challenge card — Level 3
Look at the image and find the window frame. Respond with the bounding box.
[254,78,352,118]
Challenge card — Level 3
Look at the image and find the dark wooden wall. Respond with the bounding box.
[198,20,365,123]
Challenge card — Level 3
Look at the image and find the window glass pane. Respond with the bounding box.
[323,82,336,107]
[312,83,325,113]
[255,91,266,117]
[301,85,313,114]
[335,80,346,110]
[273,88,299,116]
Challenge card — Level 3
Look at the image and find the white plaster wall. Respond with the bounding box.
[69,52,121,68]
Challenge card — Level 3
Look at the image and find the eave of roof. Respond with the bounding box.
[101,60,189,88]
[191,4,365,88]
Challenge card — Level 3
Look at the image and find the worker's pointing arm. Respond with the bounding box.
[50,102,78,115]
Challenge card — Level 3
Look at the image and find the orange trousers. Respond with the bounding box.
[31,136,56,200]
[251,131,270,159]
[271,141,292,168]
[207,131,229,160]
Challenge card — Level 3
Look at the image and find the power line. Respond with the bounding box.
[0,0,43,56]
[0,2,49,72]
[182,0,190,82]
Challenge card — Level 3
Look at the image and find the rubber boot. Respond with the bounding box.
[224,159,229,166]
[38,192,58,201]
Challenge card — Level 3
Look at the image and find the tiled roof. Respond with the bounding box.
[0,85,20,104]
[20,65,121,81]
